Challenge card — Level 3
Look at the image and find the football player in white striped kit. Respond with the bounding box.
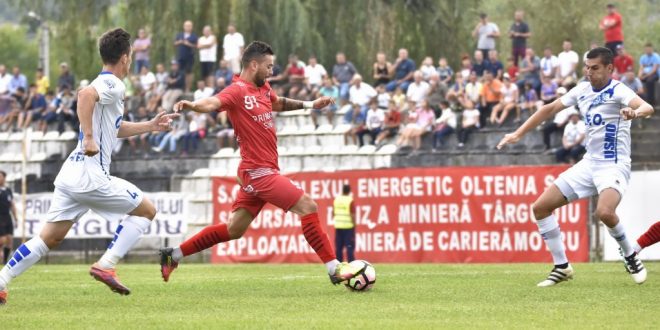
[498,47,654,286]
[0,28,178,305]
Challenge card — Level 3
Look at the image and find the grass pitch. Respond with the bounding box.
[0,263,658,329]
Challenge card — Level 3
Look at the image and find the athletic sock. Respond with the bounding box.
[0,237,49,290]
[301,213,335,264]
[637,221,660,252]
[97,216,151,270]
[607,222,634,257]
[172,247,184,262]
[325,260,340,275]
[179,223,230,258]
[536,214,569,266]
[3,247,10,264]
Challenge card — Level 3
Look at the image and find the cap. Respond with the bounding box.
[557,87,568,95]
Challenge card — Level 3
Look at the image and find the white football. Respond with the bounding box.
[345,260,376,291]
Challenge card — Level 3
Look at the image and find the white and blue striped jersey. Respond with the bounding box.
[54,72,125,192]
[560,79,638,164]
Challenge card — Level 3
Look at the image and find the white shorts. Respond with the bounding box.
[554,158,631,202]
[47,176,144,222]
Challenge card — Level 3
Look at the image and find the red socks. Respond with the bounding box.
[180,223,230,256]
[638,221,660,250]
[301,213,335,263]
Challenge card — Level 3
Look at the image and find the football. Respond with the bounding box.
[345,260,376,291]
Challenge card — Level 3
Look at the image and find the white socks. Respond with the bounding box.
[0,237,49,291]
[325,259,340,275]
[98,216,152,269]
[536,214,569,266]
[607,222,634,257]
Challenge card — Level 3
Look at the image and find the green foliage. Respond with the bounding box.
[0,25,39,81]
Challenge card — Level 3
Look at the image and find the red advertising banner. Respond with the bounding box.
[211,166,589,263]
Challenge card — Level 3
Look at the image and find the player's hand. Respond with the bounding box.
[312,96,335,109]
[151,111,180,131]
[82,135,99,156]
[496,132,522,150]
[620,107,637,121]
[173,100,194,113]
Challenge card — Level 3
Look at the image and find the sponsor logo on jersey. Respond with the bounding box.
[115,115,123,129]
[104,79,116,89]
[603,123,617,159]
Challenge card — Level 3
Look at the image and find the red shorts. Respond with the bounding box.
[232,173,305,217]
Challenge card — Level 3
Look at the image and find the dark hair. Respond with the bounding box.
[0,170,5,178]
[440,100,450,108]
[564,38,572,43]
[645,43,653,48]
[99,28,131,65]
[586,47,614,65]
[342,184,351,195]
[479,13,487,19]
[241,41,274,68]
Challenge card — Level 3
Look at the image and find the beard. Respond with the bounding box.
[255,76,266,87]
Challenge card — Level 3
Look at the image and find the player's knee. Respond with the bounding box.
[297,195,317,215]
[595,207,616,222]
[42,235,65,249]
[227,222,246,240]
[532,201,551,220]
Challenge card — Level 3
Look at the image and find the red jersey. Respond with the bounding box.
[613,54,634,74]
[217,75,279,178]
[601,12,623,42]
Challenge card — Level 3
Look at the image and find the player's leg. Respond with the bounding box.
[346,228,356,262]
[335,229,344,262]
[634,221,660,253]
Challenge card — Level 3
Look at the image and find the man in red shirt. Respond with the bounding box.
[159,41,361,286]
[599,3,623,55]
[613,45,634,79]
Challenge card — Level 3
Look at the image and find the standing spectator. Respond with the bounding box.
[0,170,17,265]
[599,3,624,54]
[613,45,634,79]
[358,101,385,146]
[282,54,305,98]
[374,101,401,145]
[162,61,185,112]
[35,68,49,95]
[7,67,27,95]
[373,52,393,87]
[472,13,500,59]
[333,184,356,262]
[479,70,502,127]
[621,71,644,96]
[303,55,327,99]
[541,88,571,151]
[472,50,487,77]
[0,65,10,94]
[419,57,436,81]
[332,52,358,104]
[180,112,207,156]
[133,28,151,74]
[436,57,454,86]
[506,57,519,81]
[386,48,416,92]
[193,80,214,101]
[557,39,579,87]
[311,77,338,127]
[57,62,74,93]
[214,59,234,86]
[432,100,457,150]
[490,74,519,125]
[406,71,430,107]
[540,47,559,81]
[638,43,659,107]
[174,20,198,93]
[222,24,245,74]
[485,50,504,80]
[198,25,218,81]
[508,10,531,65]
[457,100,480,148]
[555,112,586,164]
[517,48,541,91]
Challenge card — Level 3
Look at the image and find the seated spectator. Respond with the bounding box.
[539,75,558,105]
[517,47,541,92]
[458,100,480,148]
[283,54,305,98]
[613,44,634,80]
[8,66,28,95]
[0,92,16,130]
[376,84,391,110]
[375,100,401,145]
[464,71,482,107]
[17,84,47,129]
[519,81,539,114]
[373,52,393,87]
[555,111,586,164]
[459,54,472,80]
[432,100,457,150]
[506,57,519,81]
[35,68,50,95]
[638,43,660,108]
[153,112,188,154]
[539,46,559,81]
[472,50,487,77]
[216,117,235,149]
[445,73,466,101]
[391,86,407,110]
[557,39,579,87]
[490,73,519,125]
[332,52,358,103]
[214,59,234,86]
[155,63,169,94]
[396,99,435,152]
[311,77,339,127]
[193,80,214,101]
[181,112,207,156]
[127,106,155,156]
[343,103,367,146]
[436,57,454,86]
[479,70,502,127]
[427,73,447,108]
[162,61,185,112]
[620,71,644,96]
[42,87,76,134]
[357,101,385,146]
[485,50,504,80]
[406,71,430,107]
[348,74,377,118]
[386,48,416,92]
[420,57,436,81]
[214,77,228,93]
[302,55,327,100]
[541,88,571,151]
[267,55,285,94]
[139,65,157,95]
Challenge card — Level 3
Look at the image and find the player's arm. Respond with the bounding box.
[497,98,566,149]
[272,96,335,112]
[77,86,100,156]
[173,96,222,114]
[620,96,654,120]
[117,112,179,138]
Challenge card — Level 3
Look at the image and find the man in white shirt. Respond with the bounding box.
[198,25,218,81]
[498,47,654,287]
[0,28,178,305]
[557,39,579,87]
[349,74,377,110]
[472,13,500,59]
[0,65,11,94]
[193,80,214,101]
[406,71,430,107]
[555,111,586,164]
[304,55,327,97]
[540,47,559,81]
[222,24,245,73]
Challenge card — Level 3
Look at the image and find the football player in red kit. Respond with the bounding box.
[160,41,361,285]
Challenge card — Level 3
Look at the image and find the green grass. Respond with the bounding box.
[0,263,658,329]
